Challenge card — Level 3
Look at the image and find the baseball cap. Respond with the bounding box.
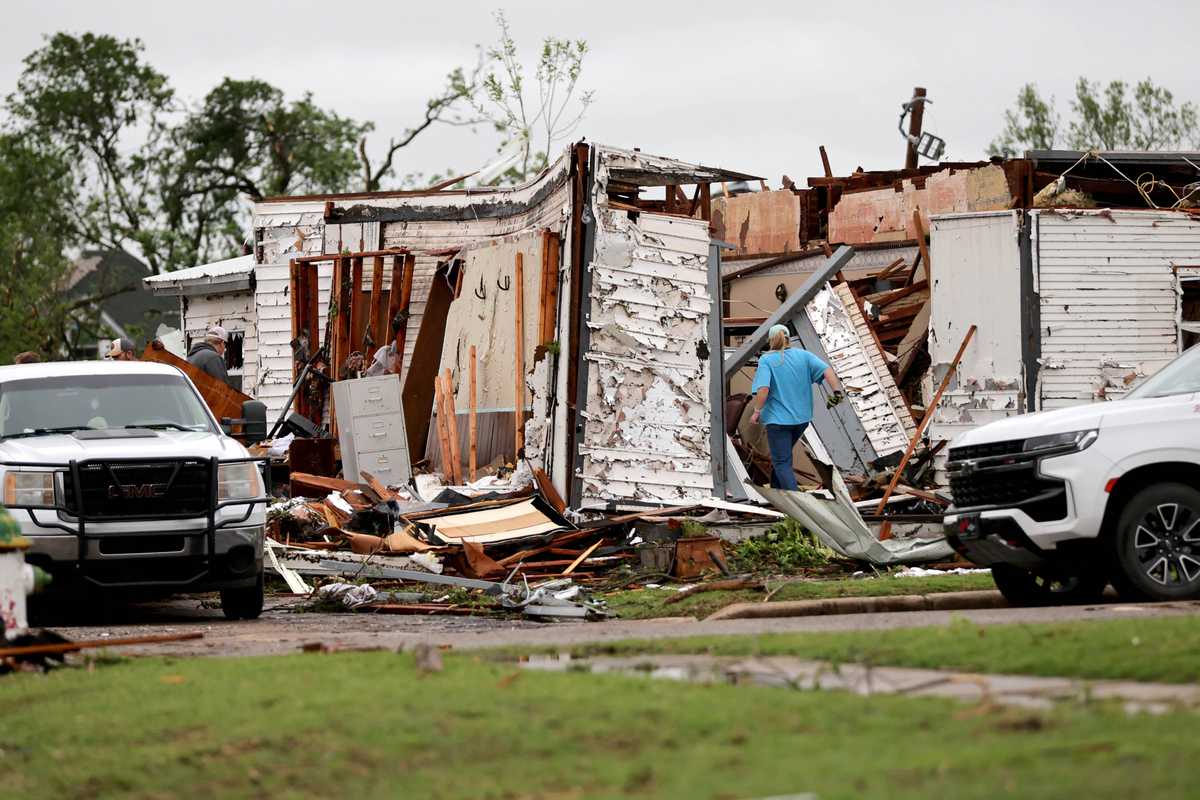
[206,325,229,342]
[768,324,790,340]
[105,338,135,359]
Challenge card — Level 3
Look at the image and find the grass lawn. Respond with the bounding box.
[523,615,1200,685]
[604,572,996,621]
[4,651,1200,799]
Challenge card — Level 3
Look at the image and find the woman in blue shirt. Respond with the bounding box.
[750,324,845,490]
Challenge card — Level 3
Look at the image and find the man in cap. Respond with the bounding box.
[104,338,137,362]
[188,325,231,385]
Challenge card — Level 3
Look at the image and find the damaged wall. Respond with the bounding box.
[427,230,549,472]
[928,211,1026,445]
[576,150,719,506]
[251,157,572,418]
[710,189,806,256]
[828,164,1014,245]
[1034,209,1200,407]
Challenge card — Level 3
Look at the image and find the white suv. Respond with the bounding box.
[0,361,268,619]
[945,345,1200,605]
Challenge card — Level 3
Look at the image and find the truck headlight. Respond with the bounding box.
[3,471,56,507]
[217,462,262,501]
[1022,429,1098,454]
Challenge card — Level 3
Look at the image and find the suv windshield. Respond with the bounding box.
[0,374,215,438]
[1125,345,1200,400]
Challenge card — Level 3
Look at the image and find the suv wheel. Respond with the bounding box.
[1108,483,1200,601]
[220,572,264,620]
[991,563,1107,607]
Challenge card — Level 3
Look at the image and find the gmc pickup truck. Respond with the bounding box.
[945,344,1200,606]
[0,361,268,619]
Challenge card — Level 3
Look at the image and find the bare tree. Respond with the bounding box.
[473,10,593,184]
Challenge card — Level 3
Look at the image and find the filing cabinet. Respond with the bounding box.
[332,374,412,488]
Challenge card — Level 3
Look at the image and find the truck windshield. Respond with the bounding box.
[1125,345,1200,400]
[0,374,215,438]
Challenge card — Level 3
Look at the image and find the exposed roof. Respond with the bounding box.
[143,255,255,296]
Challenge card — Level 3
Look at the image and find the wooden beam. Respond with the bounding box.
[291,472,363,497]
[538,232,560,346]
[819,145,833,178]
[700,182,711,223]
[442,369,464,485]
[402,264,452,458]
[392,254,415,375]
[349,256,366,355]
[904,86,926,170]
[294,248,409,264]
[877,324,976,539]
[533,467,566,514]
[514,250,526,458]
[289,259,302,382]
[366,255,385,360]
[433,377,456,485]
[469,344,478,482]
[563,538,604,576]
[912,209,932,284]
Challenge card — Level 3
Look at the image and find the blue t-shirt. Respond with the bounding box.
[751,348,830,426]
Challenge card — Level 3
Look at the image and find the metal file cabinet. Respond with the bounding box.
[332,374,412,487]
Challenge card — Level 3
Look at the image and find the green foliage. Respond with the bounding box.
[988,83,1060,157]
[991,77,1199,156]
[731,519,833,573]
[677,520,709,539]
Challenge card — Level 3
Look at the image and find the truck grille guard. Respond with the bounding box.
[0,455,270,588]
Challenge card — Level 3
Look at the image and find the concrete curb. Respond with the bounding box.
[703,590,1008,621]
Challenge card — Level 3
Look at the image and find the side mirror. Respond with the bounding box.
[241,400,268,442]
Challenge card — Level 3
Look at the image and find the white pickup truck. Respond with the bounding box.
[0,361,268,619]
[945,345,1200,606]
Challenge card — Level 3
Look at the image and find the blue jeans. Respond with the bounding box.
[765,423,809,490]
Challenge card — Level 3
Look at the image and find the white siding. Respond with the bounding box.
[578,151,716,506]
[928,211,1025,443]
[181,290,257,394]
[1034,210,1200,408]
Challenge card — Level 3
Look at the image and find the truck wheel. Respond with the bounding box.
[1108,483,1200,602]
[991,563,1106,607]
[220,572,264,620]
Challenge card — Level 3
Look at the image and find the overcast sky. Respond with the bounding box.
[6,0,1200,188]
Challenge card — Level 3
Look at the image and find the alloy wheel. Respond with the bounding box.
[1131,503,1200,587]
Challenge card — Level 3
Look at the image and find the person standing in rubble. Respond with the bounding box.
[750,324,845,490]
[188,325,232,385]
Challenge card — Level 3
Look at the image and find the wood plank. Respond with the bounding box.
[393,254,416,375]
[433,377,456,484]
[442,369,464,485]
[912,210,932,285]
[563,538,604,575]
[350,256,366,355]
[538,231,561,346]
[291,472,361,497]
[366,255,385,360]
[140,342,250,423]
[469,344,478,482]
[533,467,566,514]
[514,250,526,458]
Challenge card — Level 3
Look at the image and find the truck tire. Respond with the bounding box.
[991,563,1107,607]
[220,572,264,620]
[1107,483,1200,602]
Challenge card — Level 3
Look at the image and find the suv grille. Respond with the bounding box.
[64,459,213,519]
[947,451,1068,522]
[948,439,1024,462]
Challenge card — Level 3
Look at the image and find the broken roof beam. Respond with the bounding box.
[723,245,855,378]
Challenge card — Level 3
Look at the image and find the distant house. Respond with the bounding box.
[67,250,180,358]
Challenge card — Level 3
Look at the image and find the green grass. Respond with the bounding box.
[605,572,996,620]
[527,616,1200,685]
[4,651,1200,799]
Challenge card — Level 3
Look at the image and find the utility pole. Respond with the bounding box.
[904,86,926,170]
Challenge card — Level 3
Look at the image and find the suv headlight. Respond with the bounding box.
[1022,429,1098,454]
[3,471,56,507]
[217,462,262,501]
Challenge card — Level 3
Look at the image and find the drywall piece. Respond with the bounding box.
[710,189,804,256]
[829,164,1013,245]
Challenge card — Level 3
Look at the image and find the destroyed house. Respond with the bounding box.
[242,143,759,510]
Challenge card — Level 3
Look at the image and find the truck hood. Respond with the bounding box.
[0,430,249,465]
[950,393,1197,448]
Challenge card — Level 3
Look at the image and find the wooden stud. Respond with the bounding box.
[537,232,561,346]
[433,378,455,485]
[514,251,526,459]
[912,209,932,284]
[563,538,604,575]
[700,182,711,223]
[468,345,478,482]
[366,255,384,360]
[349,256,366,356]
[289,259,302,378]
[442,369,464,485]
[877,324,976,539]
[393,254,415,375]
[819,145,833,178]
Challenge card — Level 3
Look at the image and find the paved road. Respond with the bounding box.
[39,594,1200,659]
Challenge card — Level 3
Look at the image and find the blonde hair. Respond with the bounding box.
[768,329,789,351]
